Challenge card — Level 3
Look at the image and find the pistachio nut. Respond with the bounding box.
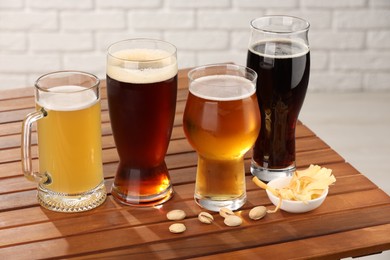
[169,223,186,234]
[249,206,267,220]
[224,215,242,227]
[198,212,214,224]
[219,207,235,218]
[166,209,186,221]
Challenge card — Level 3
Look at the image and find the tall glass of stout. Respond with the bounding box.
[106,39,177,206]
[183,64,260,211]
[247,16,310,182]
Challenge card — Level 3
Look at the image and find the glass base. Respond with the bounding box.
[111,184,174,207]
[37,181,107,213]
[194,192,246,212]
[250,160,296,182]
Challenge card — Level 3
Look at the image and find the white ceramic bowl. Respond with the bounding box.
[265,176,328,213]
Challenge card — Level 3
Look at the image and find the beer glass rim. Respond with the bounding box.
[188,63,257,85]
[34,70,100,93]
[107,38,177,62]
[250,15,310,35]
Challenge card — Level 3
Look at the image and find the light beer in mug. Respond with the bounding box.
[37,85,103,194]
[21,71,107,213]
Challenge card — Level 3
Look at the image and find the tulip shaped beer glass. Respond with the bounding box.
[106,39,177,206]
[247,16,310,182]
[21,71,107,212]
[183,64,260,211]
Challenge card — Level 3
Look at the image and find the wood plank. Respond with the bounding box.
[0,121,21,136]
[190,224,390,260]
[0,143,342,179]
[0,104,311,138]
[0,202,388,259]
[74,225,390,260]
[0,87,34,101]
[0,120,187,149]
[0,171,381,215]
[0,159,363,196]
[0,160,376,204]
[0,133,328,164]
[0,96,35,112]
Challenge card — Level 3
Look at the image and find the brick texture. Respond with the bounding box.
[28,0,93,10]
[0,0,389,91]
[130,11,194,29]
[0,33,26,51]
[96,0,162,9]
[0,0,23,9]
[30,33,93,51]
[0,12,57,30]
[61,12,126,30]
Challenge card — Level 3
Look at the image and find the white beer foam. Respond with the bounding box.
[190,75,256,101]
[107,49,178,84]
[37,85,98,111]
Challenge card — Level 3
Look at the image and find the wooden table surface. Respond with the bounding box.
[0,68,389,259]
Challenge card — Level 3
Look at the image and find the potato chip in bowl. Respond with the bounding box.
[253,165,336,213]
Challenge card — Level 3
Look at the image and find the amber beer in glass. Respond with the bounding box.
[247,16,310,182]
[183,64,260,211]
[21,71,107,212]
[106,39,177,206]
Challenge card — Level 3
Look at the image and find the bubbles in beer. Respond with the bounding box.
[190,75,256,101]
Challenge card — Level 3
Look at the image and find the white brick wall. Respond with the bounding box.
[0,0,389,91]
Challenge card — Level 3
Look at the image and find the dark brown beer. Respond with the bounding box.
[107,46,177,205]
[247,40,310,170]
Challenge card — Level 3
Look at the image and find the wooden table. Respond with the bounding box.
[1,68,389,259]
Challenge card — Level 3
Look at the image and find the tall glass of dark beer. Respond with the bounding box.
[106,39,177,206]
[247,16,310,182]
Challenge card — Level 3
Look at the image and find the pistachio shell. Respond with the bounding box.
[219,207,235,218]
[224,215,242,227]
[166,209,186,221]
[169,223,186,234]
[198,212,214,224]
[249,206,267,220]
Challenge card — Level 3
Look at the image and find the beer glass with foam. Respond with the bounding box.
[247,16,310,182]
[183,64,260,211]
[21,71,107,212]
[106,39,177,206]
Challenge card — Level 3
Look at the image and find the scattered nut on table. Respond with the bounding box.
[169,223,186,234]
[224,215,243,227]
[249,206,267,220]
[198,212,214,224]
[166,209,186,221]
[219,207,235,218]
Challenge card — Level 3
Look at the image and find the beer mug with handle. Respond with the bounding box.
[21,71,107,212]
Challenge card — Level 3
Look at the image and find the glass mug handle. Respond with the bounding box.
[21,108,51,184]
